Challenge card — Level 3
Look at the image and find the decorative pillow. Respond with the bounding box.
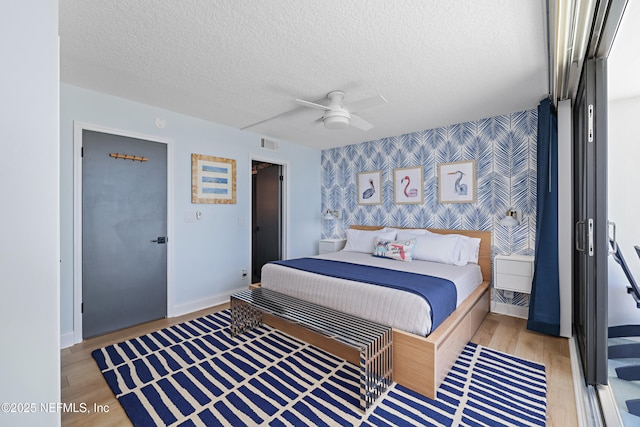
[397,228,430,241]
[412,233,467,266]
[343,229,398,253]
[372,238,416,262]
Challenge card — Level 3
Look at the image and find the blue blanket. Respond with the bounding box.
[270,258,457,331]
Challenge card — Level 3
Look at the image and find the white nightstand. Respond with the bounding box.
[494,254,534,294]
[319,238,347,254]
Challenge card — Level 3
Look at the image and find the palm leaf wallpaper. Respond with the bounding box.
[321,108,538,308]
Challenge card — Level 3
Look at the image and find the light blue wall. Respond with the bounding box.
[321,109,538,307]
[60,84,321,336]
[1,1,60,425]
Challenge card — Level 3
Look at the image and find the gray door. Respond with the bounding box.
[82,130,167,338]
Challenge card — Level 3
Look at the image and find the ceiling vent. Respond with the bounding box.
[261,138,279,151]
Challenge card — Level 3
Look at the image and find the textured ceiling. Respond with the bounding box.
[59,0,549,150]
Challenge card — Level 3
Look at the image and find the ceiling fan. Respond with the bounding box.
[295,90,388,131]
[240,90,388,131]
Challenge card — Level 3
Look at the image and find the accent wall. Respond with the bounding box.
[321,109,538,310]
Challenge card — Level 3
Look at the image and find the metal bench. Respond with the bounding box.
[230,287,392,411]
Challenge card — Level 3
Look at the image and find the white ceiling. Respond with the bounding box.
[59,0,549,150]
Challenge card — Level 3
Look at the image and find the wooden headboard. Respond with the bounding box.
[349,225,492,282]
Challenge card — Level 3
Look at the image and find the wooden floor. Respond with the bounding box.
[472,313,578,427]
[61,307,577,426]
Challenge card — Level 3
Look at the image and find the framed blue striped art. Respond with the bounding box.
[191,153,236,204]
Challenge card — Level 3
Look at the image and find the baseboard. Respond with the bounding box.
[60,332,75,349]
[59,287,246,349]
[169,286,246,318]
[490,301,529,319]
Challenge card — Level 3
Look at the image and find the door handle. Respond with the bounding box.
[575,220,585,252]
[151,236,167,244]
[588,219,594,257]
[608,221,617,254]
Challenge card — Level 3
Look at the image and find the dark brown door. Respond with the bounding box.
[252,162,282,282]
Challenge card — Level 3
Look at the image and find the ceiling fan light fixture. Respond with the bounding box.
[323,110,350,129]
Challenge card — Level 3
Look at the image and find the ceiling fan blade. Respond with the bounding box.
[349,113,374,131]
[295,98,331,111]
[344,94,388,113]
[240,105,307,130]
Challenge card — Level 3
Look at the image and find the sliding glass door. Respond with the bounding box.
[573,57,609,386]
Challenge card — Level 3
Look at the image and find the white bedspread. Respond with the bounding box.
[260,251,483,336]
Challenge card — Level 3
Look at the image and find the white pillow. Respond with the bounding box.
[460,236,481,264]
[397,228,430,241]
[412,233,467,266]
[343,229,398,253]
[436,233,481,264]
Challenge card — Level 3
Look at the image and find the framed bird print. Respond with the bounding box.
[357,170,382,205]
[438,160,476,204]
[394,166,423,204]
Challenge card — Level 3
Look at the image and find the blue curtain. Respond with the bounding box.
[527,98,560,336]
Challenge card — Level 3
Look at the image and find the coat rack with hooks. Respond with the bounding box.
[109,153,148,162]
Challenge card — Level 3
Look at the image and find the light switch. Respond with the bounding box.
[184,211,196,222]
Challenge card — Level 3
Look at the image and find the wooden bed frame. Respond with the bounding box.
[258,226,491,400]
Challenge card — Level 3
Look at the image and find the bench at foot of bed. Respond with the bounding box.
[245,281,490,400]
[230,287,393,411]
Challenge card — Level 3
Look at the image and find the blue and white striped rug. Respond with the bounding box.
[92,310,547,426]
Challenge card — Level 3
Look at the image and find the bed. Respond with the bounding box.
[258,226,491,399]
